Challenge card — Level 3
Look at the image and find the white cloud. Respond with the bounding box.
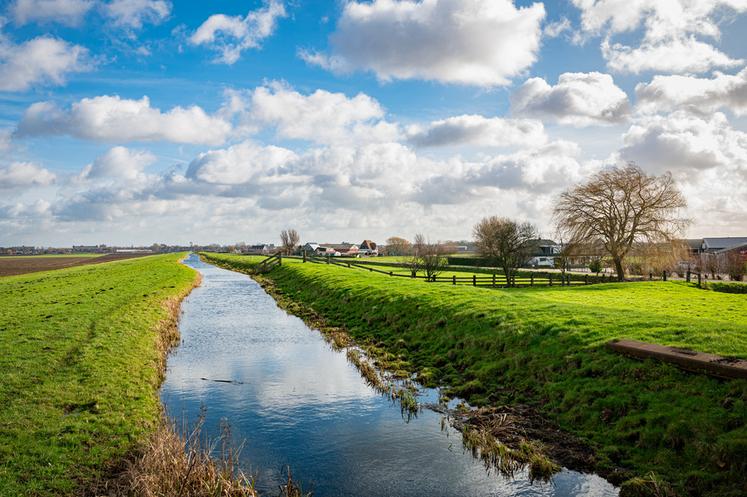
[103,0,171,29]
[572,0,747,74]
[237,83,399,145]
[304,0,545,86]
[544,17,571,38]
[0,129,10,151]
[406,115,546,147]
[619,110,747,175]
[602,36,742,74]
[81,146,157,181]
[0,30,91,91]
[11,0,93,26]
[190,0,286,64]
[0,162,56,188]
[511,72,630,126]
[16,95,232,145]
[186,142,298,185]
[635,67,747,116]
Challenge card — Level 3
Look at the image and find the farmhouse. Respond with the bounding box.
[330,243,359,256]
[359,240,378,256]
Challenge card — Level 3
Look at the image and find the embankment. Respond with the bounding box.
[202,252,747,497]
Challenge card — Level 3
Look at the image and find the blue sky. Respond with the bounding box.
[2,0,747,246]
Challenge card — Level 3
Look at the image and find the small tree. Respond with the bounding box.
[473,216,537,284]
[554,164,688,281]
[385,236,412,257]
[588,258,603,275]
[279,229,300,255]
[721,251,746,281]
[411,233,446,279]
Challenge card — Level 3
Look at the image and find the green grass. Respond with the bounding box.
[0,254,196,496]
[204,252,747,497]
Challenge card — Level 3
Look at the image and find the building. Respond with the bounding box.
[359,240,378,256]
[526,239,561,268]
[330,243,359,256]
[699,237,747,253]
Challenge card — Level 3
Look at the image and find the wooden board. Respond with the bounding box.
[607,339,747,380]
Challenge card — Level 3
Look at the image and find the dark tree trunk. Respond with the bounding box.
[613,257,625,281]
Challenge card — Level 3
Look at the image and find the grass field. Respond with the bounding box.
[0,254,197,496]
[204,253,747,497]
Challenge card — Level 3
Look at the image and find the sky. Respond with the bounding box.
[1,0,747,247]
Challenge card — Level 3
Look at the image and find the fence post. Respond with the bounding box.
[686,270,691,282]
[567,274,571,286]
[649,272,652,280]
[549,274,553,286]
[585,274,588,285]
[492,273,496,287]
[452,275,456,285]
[389,271,393,276]
[303,250,307,263]
[697,272,702,288]
[663,270,667,281]
[327,255,330,264]
[278,254,282,266]
[530,273,534,286]
[472,274,476,286]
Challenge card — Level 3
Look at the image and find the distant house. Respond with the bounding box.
[245,244,275,255]
[359,240,378,256]
[330,243,359,256]
[700,237,747,253]
[302,242,320,254]
[526,239,561,268]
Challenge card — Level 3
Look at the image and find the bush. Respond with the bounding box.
[706,282,747,294]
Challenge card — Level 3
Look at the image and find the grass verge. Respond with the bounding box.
[203,252,747,497]
[0,254,198,496]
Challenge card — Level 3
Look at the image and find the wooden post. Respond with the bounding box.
[530,273,534,286]
[649,272,653,280]
[567,274,571,286]
[492,273,496,287]
[472,274,476,286]
[549,274,553,286]
[452,275,456,285]
[389,271,393,276]
[303,250,307,263]
[585,274,588,285]
[686,270,691,282]
[278,254,282,266]
[663,270,667,281]
[697,272,702,288]
[327,255,330,264]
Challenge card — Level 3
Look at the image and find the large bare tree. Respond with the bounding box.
[279,229,300,255]
[473,216,537,283]
[554,164,688,281]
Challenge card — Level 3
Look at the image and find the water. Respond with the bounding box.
[161,254,618,497]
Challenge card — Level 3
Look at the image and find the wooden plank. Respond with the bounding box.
[607,339,747,380]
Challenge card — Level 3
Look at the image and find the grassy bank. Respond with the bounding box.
[203,253,747,497]
[0,254,198,496]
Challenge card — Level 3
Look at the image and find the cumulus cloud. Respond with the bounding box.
[103,0,171,29]
[619,111,747,175]
[187,142,298,185]
[16,95,231,145]
[543,17,571,38]
[406,115,546,148]
[81,146,157,181]
[572,0,747,74]
[235,83,399,145]
[11,0,93,26]
[0,30,91,91]
[0,162,56,188]
[636,67,747,116]
[302,0,545,86]
[511,72,630,126]
[190,0,286,64]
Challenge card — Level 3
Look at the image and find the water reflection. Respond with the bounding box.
[161,254,618,497]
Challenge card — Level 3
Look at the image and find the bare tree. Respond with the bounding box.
[385,236,412,256]
[721,251,746,281]
[554,239,578,278]
[473,216,537,283]
[279,229,300,255]
[410,233,446,279]
[554,164,688,281]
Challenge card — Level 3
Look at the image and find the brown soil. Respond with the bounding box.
[0,253,151,277]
